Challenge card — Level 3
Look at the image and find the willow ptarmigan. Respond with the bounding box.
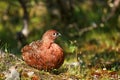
[21,30,64,71]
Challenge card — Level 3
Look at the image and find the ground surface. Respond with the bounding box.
[0,44,120,80]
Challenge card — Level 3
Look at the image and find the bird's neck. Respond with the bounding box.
[41,39,54,49]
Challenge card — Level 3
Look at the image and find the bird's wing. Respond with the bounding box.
[21,40,43,67]
[21,40,42,53]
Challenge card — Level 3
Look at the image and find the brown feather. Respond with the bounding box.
[21,30,64,70]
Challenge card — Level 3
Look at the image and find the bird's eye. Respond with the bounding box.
[53,33,57,36]
[52,32,61,37]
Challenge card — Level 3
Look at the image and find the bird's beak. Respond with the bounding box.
[57,32,61,37]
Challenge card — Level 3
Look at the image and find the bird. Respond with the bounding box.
[21,29,64,71]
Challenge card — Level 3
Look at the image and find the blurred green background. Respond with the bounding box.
[0,0,120,54]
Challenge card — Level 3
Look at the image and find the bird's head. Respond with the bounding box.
[42,29,61,43]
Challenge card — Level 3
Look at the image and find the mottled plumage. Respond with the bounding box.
[21,30,64,70]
